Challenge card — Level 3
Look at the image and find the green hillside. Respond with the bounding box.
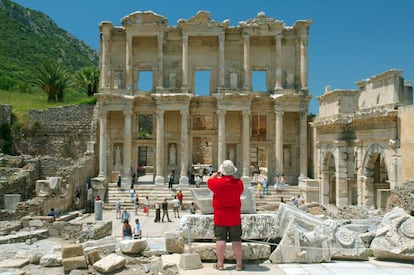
[0,0,98,85]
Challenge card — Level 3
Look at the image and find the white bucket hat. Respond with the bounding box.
[220,160,237,176]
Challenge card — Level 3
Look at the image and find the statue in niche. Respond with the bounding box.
[230,72,238,89]
[286,70,294,89]
[169,144,177,165]
[169,71,176,88]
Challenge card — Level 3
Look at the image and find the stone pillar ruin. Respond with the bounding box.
[299,34,308,90]
[123,110,132,179]
[157,34,164,89]
[100,23,112,89]
[98,111,107,177]
[243,34,250,90]
[299,110,308,178]
[274,34,283,90]
[275,110,284,174]
[242,111,251,184]
[217,110,226,166]
[180,110,189,184]
[218,32,225,87]
[182,34,189,89]
[155,110,165,184]
[125,34,133,91]
[335,141,349,207]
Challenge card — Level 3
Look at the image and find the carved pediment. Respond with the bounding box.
[178,10,227,32]
[121,11,168,28]
[240,11,284,32]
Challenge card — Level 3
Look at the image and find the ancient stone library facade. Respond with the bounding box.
[96,10,414,209]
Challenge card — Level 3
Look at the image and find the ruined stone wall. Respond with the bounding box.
[0,154,40,209]
[0,104,12,125]
[14,104,96,158]
[0,154,97,220]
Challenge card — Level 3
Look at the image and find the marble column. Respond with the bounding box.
[123,111,132,179]
[243,34,250,90]
[157,34,164,89]
[125,34,133,91]
[299,111,308,178]
[179,110,189,184]
[155,110,165,185]
[274,34,282,90]
[299,34,308,90]
[182,34,188,89]
[218,32,225,87]
[98,111,107,177]
[217,110,226,166]
[100,26,111,89]
[241,111,251,185]
[275,110,284,175]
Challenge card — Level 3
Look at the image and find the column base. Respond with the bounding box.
[154,175,165,185]
[179,175,189,185]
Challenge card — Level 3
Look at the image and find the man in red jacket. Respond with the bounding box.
[207,160,244,271]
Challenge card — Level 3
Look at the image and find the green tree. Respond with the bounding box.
[74,66,100,96]
[32,61,72,102]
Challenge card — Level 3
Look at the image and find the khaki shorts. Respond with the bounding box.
[214,225,242,242]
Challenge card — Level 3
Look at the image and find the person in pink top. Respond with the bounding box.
[207,160,244,271]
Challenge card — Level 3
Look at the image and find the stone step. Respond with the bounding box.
[105,182,300,211]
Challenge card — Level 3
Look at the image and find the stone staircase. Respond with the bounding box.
[104,176,300,212]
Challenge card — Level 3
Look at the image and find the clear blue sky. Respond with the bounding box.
[12,0,414,114]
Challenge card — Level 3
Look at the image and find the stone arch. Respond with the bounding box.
[361,143,390,208]
[321,144,336,205]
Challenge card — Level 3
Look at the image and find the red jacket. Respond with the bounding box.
[207,175,244,226]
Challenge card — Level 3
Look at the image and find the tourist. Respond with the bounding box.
[136,164,141,182]
[188,167,195,185]
[134,194,140,215]
[154,201,161,223]
[279,173,286,193]
[177,190,184,210]
[172,195,180,218]
[122,219,132,240]
[195,175,202,188]
[47,208,56,221]
[189,202,196,214]
[121,209,130,223]
[117,173,122,188]
[168,170,175,190]
[273,173,280,192]
[134,218,142,239]
[297,194,305,206]
[256,181,263,198]
[161,198,172,222]
[129,184,135,203]
[262,177,268,195]
[115,198,121,219]
[207,160,244,271]
[144,196,150,216]
[74,186,81,210]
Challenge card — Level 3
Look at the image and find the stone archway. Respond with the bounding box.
[361,143,390,208]
[321,145,336,205]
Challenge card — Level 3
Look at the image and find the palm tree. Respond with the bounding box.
[74,66,100,96]
[32,61,72,102]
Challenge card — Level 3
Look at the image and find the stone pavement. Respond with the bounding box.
[85,207,414,275]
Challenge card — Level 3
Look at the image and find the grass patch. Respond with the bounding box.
[0,88,95,123]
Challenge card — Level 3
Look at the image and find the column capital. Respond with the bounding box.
[243,33,250,40]
[180,109,189,116]
[217,110,226,117]
[182,34,188,42]
[242,110,251,118]
[123,110,133,117]
[156,110,165,119]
